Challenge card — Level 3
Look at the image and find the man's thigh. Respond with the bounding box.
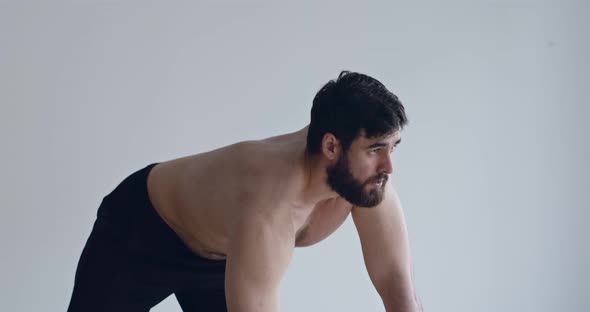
[67,221,173,312]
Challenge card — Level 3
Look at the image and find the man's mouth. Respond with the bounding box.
[372,179,385,185]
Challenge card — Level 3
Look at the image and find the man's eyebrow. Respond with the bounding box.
[366,138,402,149]
[367,142,388,149]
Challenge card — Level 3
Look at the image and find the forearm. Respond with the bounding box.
[378,275,421,312]
[383,297,421,312]
[226,297,278,312]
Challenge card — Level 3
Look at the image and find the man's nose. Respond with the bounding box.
[380,155,394,174]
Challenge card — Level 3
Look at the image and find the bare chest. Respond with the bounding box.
[294,198,353,247]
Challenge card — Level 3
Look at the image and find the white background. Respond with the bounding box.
[1,1,588,311]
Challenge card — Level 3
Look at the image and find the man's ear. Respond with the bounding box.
[321,132,341,161]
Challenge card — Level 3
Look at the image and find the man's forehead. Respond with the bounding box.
[357,129,401,143]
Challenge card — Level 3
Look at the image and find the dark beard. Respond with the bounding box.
[326,152,387,208]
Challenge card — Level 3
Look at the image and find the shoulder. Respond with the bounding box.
[237,140,301,187]
[231,141,293,199]
[230,169,297,243]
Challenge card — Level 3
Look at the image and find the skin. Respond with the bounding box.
[146,125,419,312]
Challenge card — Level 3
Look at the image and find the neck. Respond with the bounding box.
[293,128,339,206]
[279,125,340,207]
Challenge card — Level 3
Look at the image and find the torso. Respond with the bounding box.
[146,132,352,260]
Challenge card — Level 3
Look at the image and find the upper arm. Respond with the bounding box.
[351,184,416,301]
[225,201,295,312]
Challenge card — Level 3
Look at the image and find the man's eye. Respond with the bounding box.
[369,149,379,155]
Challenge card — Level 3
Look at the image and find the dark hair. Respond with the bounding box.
[306,70,408,154]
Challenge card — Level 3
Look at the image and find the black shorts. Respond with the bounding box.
[67,163,227,312]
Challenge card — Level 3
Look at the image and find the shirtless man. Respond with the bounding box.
[67,71,420,312]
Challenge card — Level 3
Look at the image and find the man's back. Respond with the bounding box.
[146,126,353,260]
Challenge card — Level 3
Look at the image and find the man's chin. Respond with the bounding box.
[329,182,384,207]
[354,193,384,208]
[354,200,381,208]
